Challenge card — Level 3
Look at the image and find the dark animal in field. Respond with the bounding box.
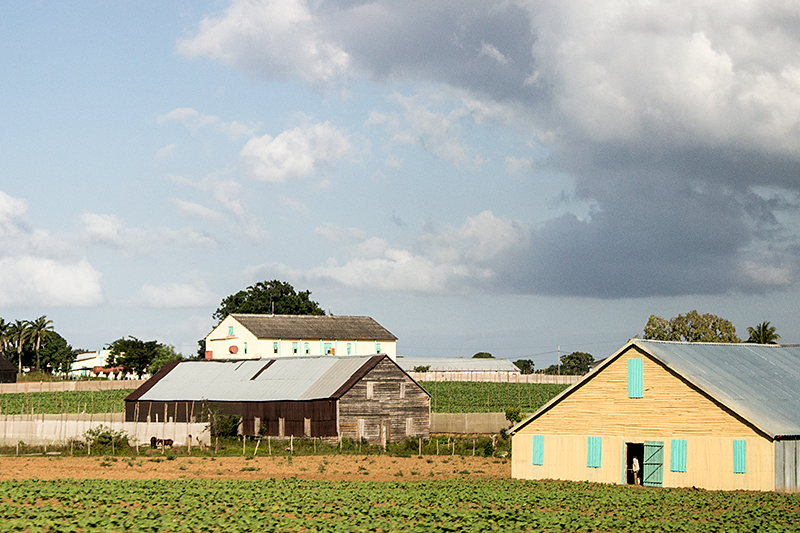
[151,437,174,449]
[150,436,157,449]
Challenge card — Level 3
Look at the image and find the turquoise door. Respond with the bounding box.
[643,441,664,487]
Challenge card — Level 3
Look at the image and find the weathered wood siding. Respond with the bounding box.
[512,345,775,491]
[338,359,430,443]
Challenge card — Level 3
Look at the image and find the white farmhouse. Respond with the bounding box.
[204,314,398,360]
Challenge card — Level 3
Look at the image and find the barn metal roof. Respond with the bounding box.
[227,314,397,341]
[396,357,519,372]
[512,339,800,439]
[131,356,383,402]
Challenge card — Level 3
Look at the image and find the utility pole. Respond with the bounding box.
[557,345,560,375]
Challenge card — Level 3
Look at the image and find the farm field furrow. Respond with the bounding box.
[0,476,797,532]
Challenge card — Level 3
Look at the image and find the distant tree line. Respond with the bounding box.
[643,310,781,344]
[0,316,76,375]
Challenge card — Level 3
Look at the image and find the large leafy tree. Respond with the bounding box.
[513,359,535,374]
[27,315,54,371]
[37,332,77,374]
[107,337,161,378]
[0,319,9,359]
[539,351,595,375]
[746,321,780,344]
[643,310,741,343]
[472,352,494,358]
[147,344,184,375]
[213,280,325,323]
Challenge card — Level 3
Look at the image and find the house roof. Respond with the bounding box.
[511,339,800,439]
[0,354,15,373]
[223,314,397,341]
[397,357,519,372]
[126,355,423,403]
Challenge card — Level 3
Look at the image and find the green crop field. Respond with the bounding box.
[0,477,797,532]
[0,389,130,415]
[0,382,568,416]
[419,381,568,413]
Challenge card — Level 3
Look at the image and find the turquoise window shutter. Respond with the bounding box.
[587,436,602,468]
[532,435,544,465]
[628,358,643,398]
[733,440,747,473]
[670,439,687,472]
[228,326,234,336]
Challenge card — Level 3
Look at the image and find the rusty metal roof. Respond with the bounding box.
[228,314,397,341]
[131,356,385,402]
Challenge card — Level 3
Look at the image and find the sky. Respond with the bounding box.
[2,0,800,368]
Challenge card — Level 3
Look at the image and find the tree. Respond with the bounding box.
[472,352,494,358]
[147,344,184,375]
[107,337,160,378]
[746,321,780,344]
[0,319,9,359]
[27,315,54,371]
[213,280,325,323]
[559,352,594,375]
[643,310,741,343]
[9,320,28,374]
[37,332,76,374]
[513,359,535,374]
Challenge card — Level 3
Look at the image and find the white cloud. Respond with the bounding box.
[137,282,216,309]
[81,212,217,252]
[240,122,351,182]
[0,190,28,238]
[157,107,256,140]
[155,143,177,161]
[314,223,366,243]
[171,198,224,223]
[177,0,349,84]
[479,42,509,65]
[0,257,103,307]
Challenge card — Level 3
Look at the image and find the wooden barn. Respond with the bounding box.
[125,355,429,444]
[510,339,800,492]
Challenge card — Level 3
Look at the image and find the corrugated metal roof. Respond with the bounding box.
[634,339,800,438]
[396,357,519,372]
[229,314,397,341]
[135,356,379,402]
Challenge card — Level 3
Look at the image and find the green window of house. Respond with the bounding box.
[532,435,544,466]
[376,343,382,354]
[670,439,687,472]
[228,326,234,336]
[292,342,298,354]
[587,436,602,468]
[628,358,643,398]
[243,342,247,355]
[273,342,278,354]
[324,343,332,355]
[733,440,747,473]
[347,343,352,355]
[304,342,310,355]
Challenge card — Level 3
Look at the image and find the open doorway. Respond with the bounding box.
[626,442,643,485]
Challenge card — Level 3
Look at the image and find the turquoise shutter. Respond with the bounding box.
[733,440,746,473]
[670,439,687,472]
[532,435,544,465]
[587,437,602,468]
[228,325,234,336]
[628,358,643,398]
[643,441,664,487]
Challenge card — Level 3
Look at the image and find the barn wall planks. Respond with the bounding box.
[338,359,430,443]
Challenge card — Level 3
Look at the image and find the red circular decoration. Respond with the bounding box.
[229,345,239,354]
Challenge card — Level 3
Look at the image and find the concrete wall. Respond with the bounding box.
[0,413,209,447]
[408,372,579,384]
[430,413,510,434]
[0,380,145,394]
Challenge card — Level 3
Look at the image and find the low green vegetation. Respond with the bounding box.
[0,477,796,532]
[420,381,568,413]
[0,389,131,415]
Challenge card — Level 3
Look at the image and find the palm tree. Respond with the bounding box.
[0,318,9,359]
[9,320,29,374]
[746,321,781,344]
[27,316,54,372]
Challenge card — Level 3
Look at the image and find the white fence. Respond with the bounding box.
[408,372,580,384]
[0,381,145,394]
[0,413,209,447]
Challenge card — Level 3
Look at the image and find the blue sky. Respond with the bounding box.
[2,1,800,368]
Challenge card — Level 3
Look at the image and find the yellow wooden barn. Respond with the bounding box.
[510,339,800,492]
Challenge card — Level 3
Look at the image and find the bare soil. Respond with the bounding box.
[0,454,511,482]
